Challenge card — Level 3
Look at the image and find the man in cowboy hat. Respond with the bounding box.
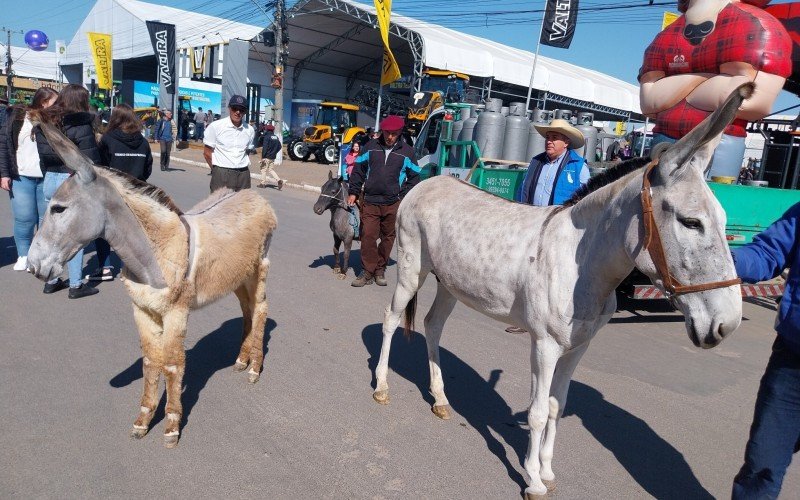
[258,123,284,190]
[506,118,589,334]
[515,118,589,206]
[347,115,420,287]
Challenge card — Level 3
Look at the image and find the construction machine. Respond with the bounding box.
[406,69,470,137]
[287,102,365,164]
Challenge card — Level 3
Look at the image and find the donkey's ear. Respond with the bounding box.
[36,122,97,184]
[661,82,754,174]
[328,170,333,180]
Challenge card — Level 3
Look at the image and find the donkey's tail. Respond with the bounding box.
[403,292,418,339]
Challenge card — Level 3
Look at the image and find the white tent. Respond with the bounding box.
[6,46,58,81]
[62,0,263,65]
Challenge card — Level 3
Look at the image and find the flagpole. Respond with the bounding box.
[524,4,547,115]
[375,84,382,130]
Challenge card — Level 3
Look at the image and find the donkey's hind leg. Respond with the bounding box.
[131,304,164,439]
[233,284,253,372]
[373,242,428,405]
[245,257,271,384]
[425,282,458,420]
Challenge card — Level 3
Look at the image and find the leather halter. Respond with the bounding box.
[640,160,741,297]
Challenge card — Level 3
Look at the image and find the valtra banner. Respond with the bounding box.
[145,21,176,95]
[540,0,580,49]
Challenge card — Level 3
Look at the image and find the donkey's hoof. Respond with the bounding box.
[164,433,180,448]
[336,273,347,280]
[248,371,261,384]
[130,426,149,439]
[543,479,556,492]
[233,360,249,372]
[524,485,549,500]
[373,390,390,405]
[432,404,451,420]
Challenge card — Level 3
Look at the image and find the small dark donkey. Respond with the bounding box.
[313,170,358,279]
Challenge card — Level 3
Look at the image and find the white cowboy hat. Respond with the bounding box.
[534,119,585,149]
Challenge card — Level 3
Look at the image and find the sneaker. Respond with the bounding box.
[86,268,114,281]
[278,180,284,191]
[374,274,387,286]
[43,278,69,294]
[257,183,268,189]
[68,283,99,299]
[351,271,374,287]
[13,256,28,271]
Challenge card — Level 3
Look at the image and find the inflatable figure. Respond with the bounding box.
[639,0,792,177]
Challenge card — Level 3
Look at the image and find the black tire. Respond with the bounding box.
[319,143,337,165]
[288,139,306,161]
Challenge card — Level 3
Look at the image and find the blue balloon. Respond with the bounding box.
[24,30,49,52]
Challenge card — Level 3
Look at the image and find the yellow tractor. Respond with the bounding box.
[406,69,470,137]
[287,102,365,164]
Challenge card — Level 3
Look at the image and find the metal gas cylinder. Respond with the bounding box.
[502,102,531,162]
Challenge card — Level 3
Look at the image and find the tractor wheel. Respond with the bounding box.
[289,140,307,161]
[319,143,337,164]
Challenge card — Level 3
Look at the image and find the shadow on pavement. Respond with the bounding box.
[110,317,277,430]
[743,296,779,312]
[564,381,713,499]
[309,249,362,276]
[361,324,530,492]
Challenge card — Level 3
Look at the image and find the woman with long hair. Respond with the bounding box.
[34,83,101,299]
[86,103,153,281]
[0,87,59,271]
[343,140,361,179]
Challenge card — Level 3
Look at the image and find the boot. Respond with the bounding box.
[351,271,374,287]
[374,274,387,286]
[68,283,99,299]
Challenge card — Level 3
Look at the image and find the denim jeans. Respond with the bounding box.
[43,171,85,287]
[9,175,46,257]
[732,336,800,500]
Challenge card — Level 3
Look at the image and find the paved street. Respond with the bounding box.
[1,162,798,499]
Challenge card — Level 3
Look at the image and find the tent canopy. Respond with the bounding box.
[276,0,642,115]
[6,46,58,81]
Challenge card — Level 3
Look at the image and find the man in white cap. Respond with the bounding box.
[515,118,589,206]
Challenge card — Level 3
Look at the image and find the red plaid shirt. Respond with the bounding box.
[639,2,791,138]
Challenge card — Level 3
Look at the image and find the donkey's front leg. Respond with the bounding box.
[332,234,342,275]
[131,305,163,439]
[524,337,560,499]
[233,285,253,372]
[539,343,589,493]
[161,309,189,448]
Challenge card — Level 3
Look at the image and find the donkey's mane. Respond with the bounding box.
[97,167,183,215]
[563,156,652,207]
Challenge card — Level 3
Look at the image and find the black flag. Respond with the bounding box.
[540,0,579,49]
[146,21,176,94]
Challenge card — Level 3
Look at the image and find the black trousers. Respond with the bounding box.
[210,165,251,192]
[159,140,172,169]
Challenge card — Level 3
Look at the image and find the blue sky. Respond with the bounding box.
[4,0,798,114]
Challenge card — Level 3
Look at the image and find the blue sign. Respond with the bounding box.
[133,81,159,108]
[179,86,222,115]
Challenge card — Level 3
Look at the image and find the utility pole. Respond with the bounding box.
[2,27,23,102]
[272,0,285,131]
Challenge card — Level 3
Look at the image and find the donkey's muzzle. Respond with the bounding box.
[683,21,714,45]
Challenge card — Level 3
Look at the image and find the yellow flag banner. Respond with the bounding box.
[374,0,400,85]
[662,11,680,30]
[86,32,113,90]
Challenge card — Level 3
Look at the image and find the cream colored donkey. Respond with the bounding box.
[28,122,277,448]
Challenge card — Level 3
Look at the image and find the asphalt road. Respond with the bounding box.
[1,163,797,499]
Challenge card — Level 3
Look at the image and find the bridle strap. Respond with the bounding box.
[318,184,348,210]
[640,160,741,297]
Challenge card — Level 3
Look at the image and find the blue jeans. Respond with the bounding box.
[43,171,85,287]
[9,175,46,257]
[732,336,800,500]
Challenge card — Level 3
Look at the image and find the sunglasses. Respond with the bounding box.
[230,107,246,114]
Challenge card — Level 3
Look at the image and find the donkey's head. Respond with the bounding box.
[631,83,751,348]
[313,170,345,215]
[27,123,108,282]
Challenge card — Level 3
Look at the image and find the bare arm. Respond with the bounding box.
[203,145,214,168]
[639,70,715,117]
[685,63,786,121]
